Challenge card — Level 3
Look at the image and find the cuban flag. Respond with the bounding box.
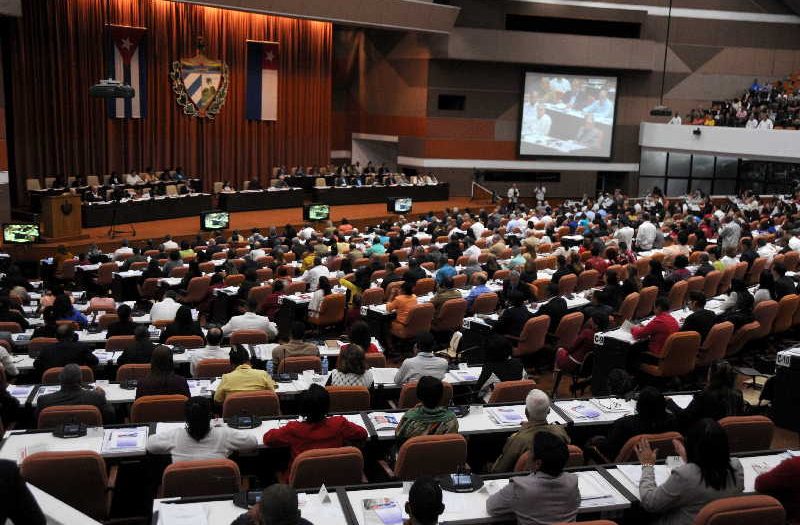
[107,25,147,119]
[246,41,279,121]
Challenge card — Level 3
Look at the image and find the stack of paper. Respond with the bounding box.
[618,463,671,488]
[487,406,526,426]
[158,502,209,525]
[579,473,612,501]
[363,498,404,525]
[187,380,211,396]
[590,398,631,413]
[449,369,478,382]
[9,385,35,402]
[102,427,148,454]
[566,403,601,419]
[369,413,400,431]
[371,368,398,385]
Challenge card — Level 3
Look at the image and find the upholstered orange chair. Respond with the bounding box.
[326,386,371,412]
[413,278,435,296]
[98,313,119,329]
[179,276,211,305]
[21,451,116,521]
[615,432,683,462]
[230,329,269,346]
[726,321,761,357]
[612,292,639,327]
[667,280,688,311]
[94,263,117,290]
[686,275,705,295]
[387,434,467,480]
[390,303,435,341]
[719,415,775,453]
[169,266,189,278]
[696,321,734,369]
[703,271,722,298]
[278,356,322,374]
[130,394,188,423]
[557,273,578,295]
[222,390,280,418]
[751,300,779,341]
[105,335,137,352]
[512,315,550,359]
[160,459,241,497]
[472,292,499,315]
[224,274,246,287]
[487,380,536,404]
[553,312,584,349]
[196,358,234,378]
[514,445,584,472]
[37,405,103,429]
[717,266,736,295]
[693,495,785,525]
[116,364,151,382]
[362,287,385,306]
[41,365,94,385]
[28,337,57,356]
[746,258,768,286]
[364,353,387,369]
[139,277,161,300]
[640,331,701,380]
[163,335,204,349]
[432,298,467,333]
[289,447,365,489]
[635,286,659,319]
[732,261,748,281]
[308,293,346,330]
[247,285,272,306]
[396,381,453,409]
[772,294,800,335]
[576,269,600,291]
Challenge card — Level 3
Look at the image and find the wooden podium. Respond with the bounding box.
[41,193,86,241]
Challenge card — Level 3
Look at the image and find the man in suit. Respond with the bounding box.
[116,325,156,366]
[680,292,716,342]
[694,253,715,277]
[34,324,99,379]
[773,262,797,299]
[502,270,533,304]
[430,277,462,318]
[535,283,568,332]
[550,255,573,284]
[495,290,533,340]
[37,363,114,423]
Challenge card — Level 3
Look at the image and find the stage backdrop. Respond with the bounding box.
[7,0,332,202]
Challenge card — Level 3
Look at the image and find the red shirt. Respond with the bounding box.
[343,342,380,354]
[262,415,368,459]
[568,327,596,362]
[631,312,679,356]
[755,456,800,522]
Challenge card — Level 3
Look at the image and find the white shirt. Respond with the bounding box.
[299,226,316,240]
[721,255,739,267]
[302,265,332,292]
[146,426,258,463]
[464,245,482,260]
[507,187,520,201]
[636,221,657,250]
[746,118,759,129]
[308,289,326,318]
[757,118,774,130]
[113,247,133,261]
[668,116,682,125]
[526,113,552,137]
[470,222,485,239]
[221,312,277,338]
[149,298,181,322]
[613,226,634,248]
[249,248,266,261]
[126,173,143,185]
[161,240,179,252]
[190,345,231,377]
[757,244,779,263]
[788,236,800,251]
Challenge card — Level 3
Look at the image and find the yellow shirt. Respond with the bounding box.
[301,253,316,272]
[213,364,277,403]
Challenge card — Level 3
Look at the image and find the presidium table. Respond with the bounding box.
[82,194,213,227]
[217,188,304,212]
[311,183,449,206]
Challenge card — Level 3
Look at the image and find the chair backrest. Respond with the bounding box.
[434,298,467,332]
[752,300,779,340]
[362,288,385,306]
[41,365,94,385]
[395,434,468,480]
[693,495,785,525]
[165,335,205,349]
[116,364,151,382]
[87,297,116,313]
[718,415,775,453]
[717,266,736,295]
[616,292,640,325]
[0,321,22,333]
[395,303,435,339]
[635,286,659,319]
[703,271,723,298]
[98,313,119,329]
[314,293,346,326]
[452,274,467,289]
[513,315,549,358]
[514,445,584,472]
[105,335,137,351]
[686,275,705,295]
[139,277,161,299]
[487,380,536,404]
[222,390,280,418]
[656,331,701,377]
[772,294,800,334]
[616,432,683,462]
[473,292,499,314]
[558,273,578,295]
[183,276,211,303]
[37,405,103,429]
[746,258,768,286]
[160,459,241,498]
[289,446,364,489]
[398,381,454,409]
[278,356,322,374]
[130,394,188,423]
[196,358,234,378]
[97,263,116,285]
[413,278,435,296]
[726,321,761,357]
[667,280,689,311]
[697,321,734,367]
[229,329,269,346]
[364,353,387,368]
[554,312,584,349]
[326,386,372,412]
[577,269,600,291]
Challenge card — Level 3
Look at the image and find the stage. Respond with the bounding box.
[3,197,489,261]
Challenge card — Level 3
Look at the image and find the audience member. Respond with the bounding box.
[214,346,276,403]
[136,346,191,398]
[395,375,458,445]
[394,333,448,384]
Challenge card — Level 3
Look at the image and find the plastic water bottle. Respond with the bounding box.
[266,359,274,376]
[321,356,329,375]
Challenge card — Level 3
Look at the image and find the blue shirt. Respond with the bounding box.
[59,309,89,328]
[466,284,491,310]
[435,264,457,285]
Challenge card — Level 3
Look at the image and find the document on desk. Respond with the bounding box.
[579,473,614,501]
[371,368,398,385]
[590,398,632,413]
[32,385,61,405]
[486,406,526,427]
[187,380,212,397]
[363,498,404,525]
[617,463,671,489]
[8,384,35,402]
[448,369,478,382]
[368,412,400,431]
[159,502,209,525]
[563,402,602,419]
[102,427,148,454]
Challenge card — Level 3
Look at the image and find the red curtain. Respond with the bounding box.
[8,0,332,202]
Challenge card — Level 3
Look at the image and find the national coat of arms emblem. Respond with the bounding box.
[169,37,229,119]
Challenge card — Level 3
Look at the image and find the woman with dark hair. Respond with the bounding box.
[345,320,380,353]
[620,264,641,296]
[136,346,190,398]
[106,304,136,337]
[262,384,367,463]
[667,361,745,430]
[753,270,776,304]
[0,297,28,331]
[635,418,744,525]
[159,305,204,343]
[308,276,332,319]
[259,279,285,319]
[146,397,257,462]
[642,259,666,293]
[32,306,58,339]
[717,278,755,328]
[52,293,88,328]
[141,259,163,281]
[474,335,524,402]
[178,260,202,292]
[387,280,418,333]
[553,312,608,393]
[328,344,373,387]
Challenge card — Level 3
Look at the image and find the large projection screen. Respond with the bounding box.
[519,72,618,159]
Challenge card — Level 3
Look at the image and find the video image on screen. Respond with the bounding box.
[3,223,39,243]
[307,204,329,221]
[519,72,618,158]
[394,198,412,213]
[201,211,230,230]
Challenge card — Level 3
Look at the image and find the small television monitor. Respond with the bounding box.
[388,197,412,214]
[303,203,330,221]
[3,223,40,244]
[200,211,230,231]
